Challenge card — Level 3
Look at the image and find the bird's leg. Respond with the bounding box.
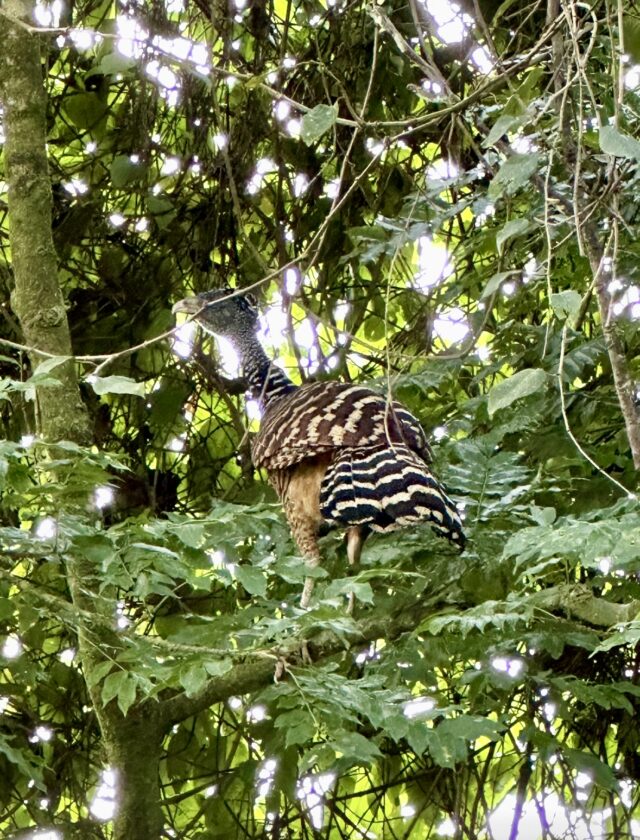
[294,531,322,664]
[346,526,364,568]
[300,546,321,609]
[283,502,322,609]
[300,557,320,610]
[281,469,326,610]
[345,526,364,615]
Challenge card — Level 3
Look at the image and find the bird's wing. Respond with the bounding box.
[319,444,464,545]
[391,403,433,464]
[252,381,428,470]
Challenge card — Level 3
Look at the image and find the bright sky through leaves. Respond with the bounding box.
[2,0,640,835]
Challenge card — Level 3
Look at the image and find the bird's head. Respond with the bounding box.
[172,288,259,339]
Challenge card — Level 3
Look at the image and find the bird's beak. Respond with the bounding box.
[172,297,202,316]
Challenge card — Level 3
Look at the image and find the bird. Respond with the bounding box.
[172,287,465,608]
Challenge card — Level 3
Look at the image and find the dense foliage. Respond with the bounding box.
[1,0,640,837]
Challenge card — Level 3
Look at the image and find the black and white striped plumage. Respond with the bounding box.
[173,288,465,605]
[320,445,459,536]
[252,380,462,541]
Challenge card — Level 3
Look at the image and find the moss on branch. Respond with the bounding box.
[0,0,90,444]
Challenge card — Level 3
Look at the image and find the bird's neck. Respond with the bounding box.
[236,334,296,407]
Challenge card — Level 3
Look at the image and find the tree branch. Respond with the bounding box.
[588,240,640,471]
[157,601,426,727]
[157,584,639,728]
[532,584,640,627]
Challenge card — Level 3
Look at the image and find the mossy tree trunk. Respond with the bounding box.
[0,0,89,443]
[0,3,165,838]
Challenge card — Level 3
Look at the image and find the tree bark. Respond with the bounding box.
[101,711,165,840]
[588,242,640,471]
[0,6,164,840]
[0,0,89,443]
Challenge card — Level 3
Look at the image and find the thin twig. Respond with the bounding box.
[558,322,634,499]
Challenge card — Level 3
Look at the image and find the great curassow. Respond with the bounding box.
[173,288,465,607]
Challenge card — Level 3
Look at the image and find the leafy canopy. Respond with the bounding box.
[0,0,640,837]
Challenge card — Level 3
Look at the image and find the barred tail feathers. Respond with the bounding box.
[319,445,464,546]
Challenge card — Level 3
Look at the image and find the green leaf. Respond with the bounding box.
[595,622,640,653]
[0,374,61,396]
[271,747,299,799]
[129,542,179,557]
[564,748,619,791]
[488,153,539,198]
[427,727,468,768]
[503,502,640,570]
[86,660,115,689]
[0,597,14,620]
[274,710,315,747]
[424,600,532,636]
[0,355,20,368]
[62,92,108,131]
[116,674,138,716]
[330,731,382,766]
[447,438,532,518]
[551,677,640,716]
[496,218,531,254]
[147,195,176,230]
[101,670,129,707]
[110,154,146,188]
[550,290,582,321]
[488,368,547,415]
[234,565,268,597]
[511,67,544,104]
[204,658,233,677]
[599,125,640,160]
[481,271,516,299]
[88,375,145,397]
[173,523,205,548]
[88,52,136,77]
[73,534,117,565]
[32,355,71,375]
[301,104,338,145]
[324,578,374,604]
[0,732,45,789]
[439,715,502,742]
[482,114,523,148]
[427,716,502,769]
[529,505,556,526]
[405,720,431,755]
[179,663,208,697]
[347,225,387,243]
[623,15,640,63]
